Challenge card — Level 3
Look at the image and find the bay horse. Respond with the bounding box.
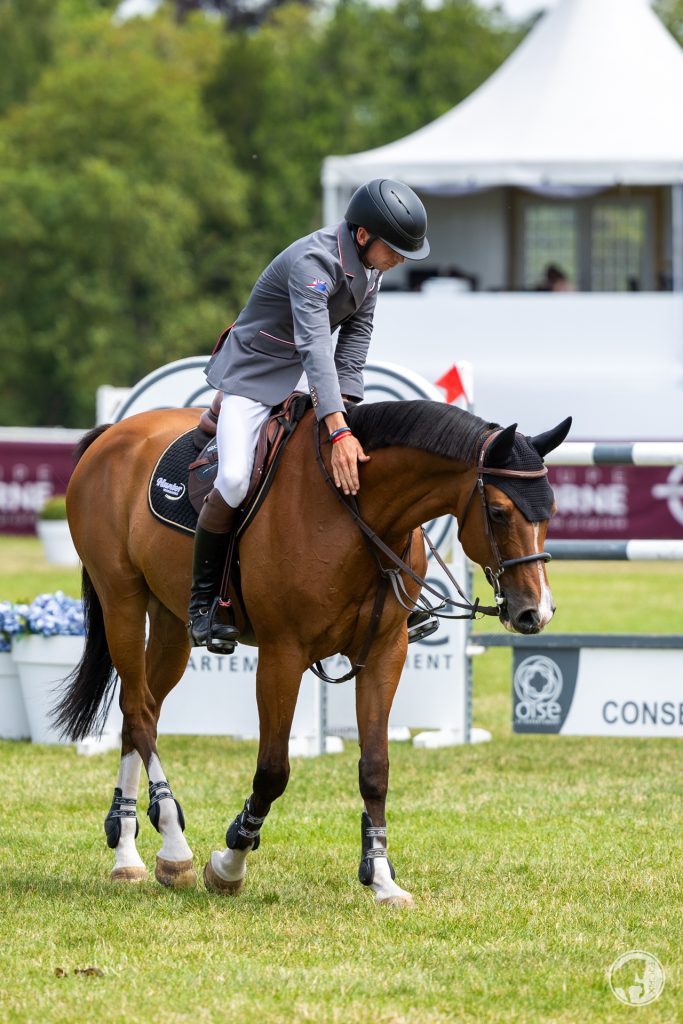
[54,399,570,907]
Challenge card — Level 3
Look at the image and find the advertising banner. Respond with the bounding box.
[511,637,683,737]
[547,465,683,540]
[0,434,80,535]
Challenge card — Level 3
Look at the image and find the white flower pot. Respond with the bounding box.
[36,520,80,566]
[0,651,30,740]
[12,635,121,745]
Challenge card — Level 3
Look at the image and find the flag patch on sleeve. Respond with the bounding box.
[307,278,329,294]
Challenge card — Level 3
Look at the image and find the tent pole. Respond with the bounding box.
[672,184,683,292]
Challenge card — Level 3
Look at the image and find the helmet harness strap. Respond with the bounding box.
[350,225,378,260]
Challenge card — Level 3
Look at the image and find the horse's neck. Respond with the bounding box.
[359,448,474,543]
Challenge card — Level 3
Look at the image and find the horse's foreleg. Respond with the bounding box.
[106,748,147,882]
[355,632,415,908]
[204,647,304,895]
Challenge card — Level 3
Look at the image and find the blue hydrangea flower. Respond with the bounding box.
[0,600,27,652]
[24,592,85,638]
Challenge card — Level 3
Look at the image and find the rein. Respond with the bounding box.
[311,420,554,683]
[310,420,504,683]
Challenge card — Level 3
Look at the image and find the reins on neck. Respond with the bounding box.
[309,419,503,684]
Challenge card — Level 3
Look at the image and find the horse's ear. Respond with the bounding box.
[485,424,517,466]
[528,416,572,459]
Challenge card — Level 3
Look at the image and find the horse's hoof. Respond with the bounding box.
[154,856,197,889]
[377,893,416,908]
[203,858,244,896]
[110,865,148,884]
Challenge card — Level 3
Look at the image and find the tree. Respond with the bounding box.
[0,0,57,115]
[203,0,523,255]
[0,13,257,426]
[172,0,313,30]
[654,0,683,43]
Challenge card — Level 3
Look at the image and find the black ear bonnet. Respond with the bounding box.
[482,432,555,523]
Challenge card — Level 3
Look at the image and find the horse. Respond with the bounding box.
[53,399,571,907]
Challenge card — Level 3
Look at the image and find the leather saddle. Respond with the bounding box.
[188,390,311,535]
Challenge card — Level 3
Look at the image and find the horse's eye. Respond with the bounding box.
[489,506,508,525]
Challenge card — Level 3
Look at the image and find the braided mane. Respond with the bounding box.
[347,400,494,465]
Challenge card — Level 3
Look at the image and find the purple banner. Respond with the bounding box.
[1,439,682,540]
[548,465,683,540]
[0,441,76,535]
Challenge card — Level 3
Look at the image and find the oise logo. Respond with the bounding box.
[513,655,563,725]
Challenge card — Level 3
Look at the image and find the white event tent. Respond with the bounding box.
[323,0,683,290]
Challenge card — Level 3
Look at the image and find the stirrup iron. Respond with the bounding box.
[407,608,439,644]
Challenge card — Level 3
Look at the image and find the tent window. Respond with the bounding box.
[518,195,654,291]
[591,204,646,291]
[522,205,578,289]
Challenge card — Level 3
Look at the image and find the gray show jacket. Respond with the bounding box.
[205,222,381,420]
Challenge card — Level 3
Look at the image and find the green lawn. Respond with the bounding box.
[1,539,682,1022]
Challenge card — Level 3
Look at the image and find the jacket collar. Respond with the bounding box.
[337,222,371,307]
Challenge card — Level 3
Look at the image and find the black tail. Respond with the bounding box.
[51,568,118,740]
[51,422,118,741]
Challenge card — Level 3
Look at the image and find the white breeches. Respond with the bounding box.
[214,394,272,509]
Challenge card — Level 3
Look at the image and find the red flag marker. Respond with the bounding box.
[435,365,467,404]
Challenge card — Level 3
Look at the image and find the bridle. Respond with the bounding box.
[310,421,552,683]
[456,428,552,608]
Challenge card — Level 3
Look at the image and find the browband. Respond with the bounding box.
[478,428,548,479]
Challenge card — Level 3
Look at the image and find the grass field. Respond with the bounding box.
[1,538,683,1022]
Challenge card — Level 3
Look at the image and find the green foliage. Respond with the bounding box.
[0,0,57,115]
[654,0,683,43]
[204,0,522,256]
[37,496,68,520]
[0,0,523,426]
[0,11,257,426]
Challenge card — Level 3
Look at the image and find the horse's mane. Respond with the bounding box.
[346,400,494,465]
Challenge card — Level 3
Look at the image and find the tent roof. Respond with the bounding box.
[323,0,683,190]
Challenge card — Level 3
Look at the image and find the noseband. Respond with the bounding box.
[457,428,552,606]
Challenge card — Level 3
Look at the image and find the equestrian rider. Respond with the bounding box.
[187,178,430,650]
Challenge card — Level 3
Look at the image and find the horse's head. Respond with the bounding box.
[458,416,572,635]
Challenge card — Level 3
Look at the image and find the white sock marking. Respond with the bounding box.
[148,754,192,862]
[113,751,146,872]
[211,847,249,883]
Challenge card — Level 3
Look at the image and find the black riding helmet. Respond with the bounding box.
[345,179,430,261]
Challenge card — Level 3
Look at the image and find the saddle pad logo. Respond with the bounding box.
[155,476,186,501]
[307,278,328,294]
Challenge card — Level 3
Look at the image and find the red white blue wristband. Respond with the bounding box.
[329,426,352,444]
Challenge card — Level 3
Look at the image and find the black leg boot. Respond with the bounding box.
[187,491,241,652]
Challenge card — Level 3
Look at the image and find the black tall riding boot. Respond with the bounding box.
[187,490,241,652]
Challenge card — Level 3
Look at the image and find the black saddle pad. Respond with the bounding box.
[148,429,201,536]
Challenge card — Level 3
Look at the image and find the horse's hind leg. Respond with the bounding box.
[204,646,305,895]
[355,635,415,908]
[103,586,194,888]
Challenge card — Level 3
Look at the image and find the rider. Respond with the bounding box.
[187,178,430,650]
